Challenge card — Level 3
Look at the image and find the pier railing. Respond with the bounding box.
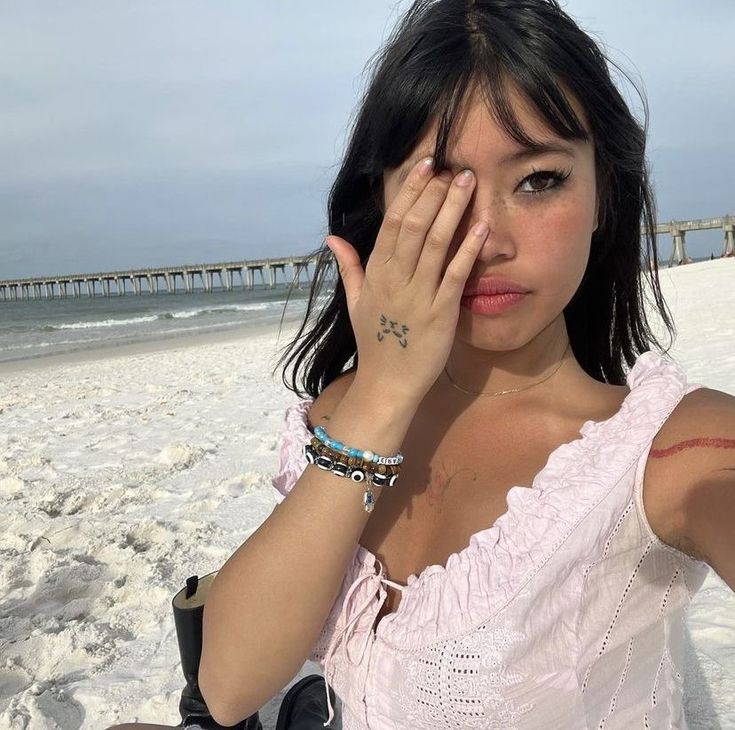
[2,215,734,301]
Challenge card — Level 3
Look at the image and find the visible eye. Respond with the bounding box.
[517,167,572,196]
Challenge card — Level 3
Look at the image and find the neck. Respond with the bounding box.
[440,321,572,398]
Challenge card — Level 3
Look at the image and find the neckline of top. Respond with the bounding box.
[299,350,682,601]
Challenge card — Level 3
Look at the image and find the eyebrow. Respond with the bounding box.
[397,142,576,183]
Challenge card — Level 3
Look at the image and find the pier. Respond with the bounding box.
[658,215,735,266]
[0,255,318,302]
[1,215,734,302]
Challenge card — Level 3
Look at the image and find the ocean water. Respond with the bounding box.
[0,284,324,364]
[0,254,717,365]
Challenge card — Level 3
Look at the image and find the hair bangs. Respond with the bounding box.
[383,53,593,180]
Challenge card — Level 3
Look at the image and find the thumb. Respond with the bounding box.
[325,235,364,307]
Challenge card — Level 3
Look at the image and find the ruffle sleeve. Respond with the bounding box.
[271,397,316,504]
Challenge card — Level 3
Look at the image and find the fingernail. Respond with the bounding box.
[456,170,474,187]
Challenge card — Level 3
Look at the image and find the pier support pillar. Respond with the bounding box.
[724,223,734,257]
[668,229,691,266]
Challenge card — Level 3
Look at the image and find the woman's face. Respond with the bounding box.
[381,82,599,353]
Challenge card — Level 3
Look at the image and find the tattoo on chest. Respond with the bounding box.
[377,313,409,348]
[649,436,735,459]
[425,460,478,509]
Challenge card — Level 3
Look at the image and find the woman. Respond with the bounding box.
[108,0,735,728]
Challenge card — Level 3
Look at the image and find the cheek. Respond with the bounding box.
[535,203,593,292]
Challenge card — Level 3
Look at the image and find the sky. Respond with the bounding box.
[1,1,733,280]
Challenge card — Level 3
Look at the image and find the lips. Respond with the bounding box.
[463,276,530,297]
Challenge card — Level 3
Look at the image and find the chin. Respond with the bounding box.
[454,317,524,350]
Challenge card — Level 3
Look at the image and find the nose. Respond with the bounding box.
[453,190,516,260]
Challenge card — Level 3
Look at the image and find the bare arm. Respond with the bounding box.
[646,387,735,590]
[199,150,482,725]
[199,376,419,726]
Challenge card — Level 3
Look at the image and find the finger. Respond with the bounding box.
[391,170,456,273]
[325,235,364,312]
[413,169,477,283]
[434,218,489,308]
[372,155,437,262]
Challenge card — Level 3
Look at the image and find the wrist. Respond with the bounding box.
[347,374,423,417]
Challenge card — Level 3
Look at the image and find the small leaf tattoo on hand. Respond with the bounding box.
[377,313,409,348]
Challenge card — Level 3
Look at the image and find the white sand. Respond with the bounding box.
[1,258,734,729]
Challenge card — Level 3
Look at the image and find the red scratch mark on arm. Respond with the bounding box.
[650,436,735,459]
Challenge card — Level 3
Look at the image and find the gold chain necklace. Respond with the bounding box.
[443,342,571,396]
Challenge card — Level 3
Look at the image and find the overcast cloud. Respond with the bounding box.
[1,1,733,279]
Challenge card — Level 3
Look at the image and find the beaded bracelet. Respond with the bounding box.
[303,435,401,512]
[306,436,401,480]
[312,425,404,466]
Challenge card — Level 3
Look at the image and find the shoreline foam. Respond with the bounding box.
[0,311,305,376]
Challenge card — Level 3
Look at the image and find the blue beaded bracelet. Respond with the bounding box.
[313,425,403,466]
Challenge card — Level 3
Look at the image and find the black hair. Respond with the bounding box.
[271,0,675,399]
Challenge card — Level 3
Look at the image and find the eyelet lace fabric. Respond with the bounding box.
[271,351,711,729]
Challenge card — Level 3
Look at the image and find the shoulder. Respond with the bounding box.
[272,370,358,513]
[306,369,358,432]
[644,386,735,563]
[651,386,735,474]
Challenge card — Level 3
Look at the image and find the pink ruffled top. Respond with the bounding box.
[271,351,710,729]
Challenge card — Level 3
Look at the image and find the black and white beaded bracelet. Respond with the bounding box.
[303,441,400,512]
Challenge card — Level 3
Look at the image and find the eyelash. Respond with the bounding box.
[517,166,572,196]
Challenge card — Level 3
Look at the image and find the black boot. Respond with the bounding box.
[172,572,263,730]
[276,674,336,729]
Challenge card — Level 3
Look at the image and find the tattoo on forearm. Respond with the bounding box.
[377,313,409,348]
[649,436,735,459]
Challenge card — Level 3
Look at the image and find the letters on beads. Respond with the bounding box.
[304,442,399,482]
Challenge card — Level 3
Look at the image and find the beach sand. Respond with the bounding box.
[1,258,734,729]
